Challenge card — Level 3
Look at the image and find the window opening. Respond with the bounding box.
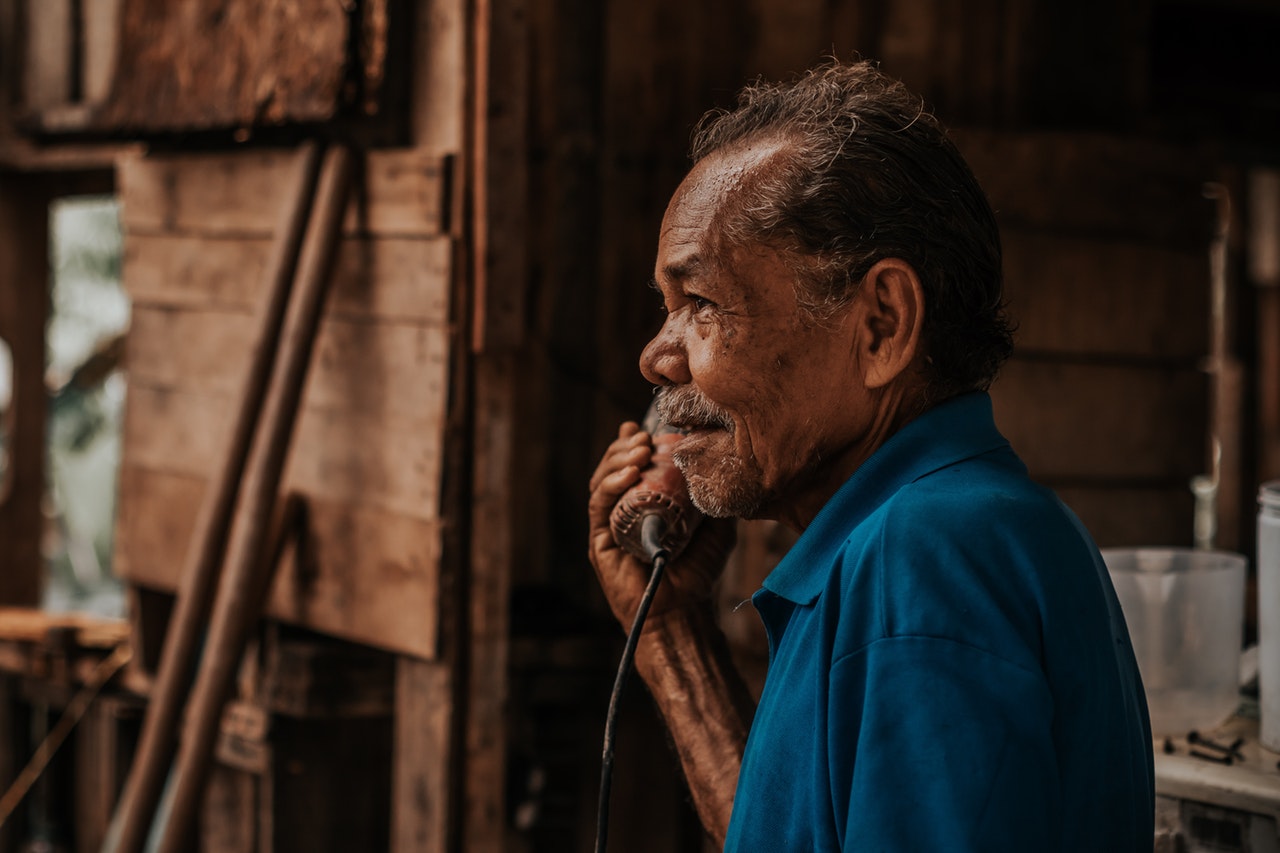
[43,195,128,617]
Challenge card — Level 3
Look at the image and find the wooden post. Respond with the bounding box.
[104,142,322,853]
[0,174,49,608]
[155,143,353,853]
[387,0,471,848]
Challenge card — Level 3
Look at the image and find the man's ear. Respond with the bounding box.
[855,258,924,389]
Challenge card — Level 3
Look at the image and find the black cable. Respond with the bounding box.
[594,515,670,853]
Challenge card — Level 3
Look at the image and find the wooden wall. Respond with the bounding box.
[965,130,1217,548]
[0,0,1274,851]
[113,148,453,661]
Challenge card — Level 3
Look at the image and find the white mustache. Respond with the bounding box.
[654,386,735,433]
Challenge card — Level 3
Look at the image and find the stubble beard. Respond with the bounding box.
[655,386,768,519]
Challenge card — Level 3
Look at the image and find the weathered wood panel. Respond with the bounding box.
[115,465,441,659]
[125,306,449,423]
[73,697,134,853]
[392,658,454,853]
[22,0,73,110]
[101,0,351,130]
[992,359,1206,483]
[0,176,50,606]
[83,0,124,105]
[1003,231,1209,360]
[116,147,454,661]
[954,130,1215,245]
[118,150,449,237]
[124,234,452,323]
[201,765,259,853]
[123,385,441,520]
[1056,486,1195,549]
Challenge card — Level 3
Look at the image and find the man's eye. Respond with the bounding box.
[688,294,713,311]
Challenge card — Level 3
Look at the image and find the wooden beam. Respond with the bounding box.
[22,0,74,110]
[392,658,455,853]
[82,0,123,105]
[0,175,49,607]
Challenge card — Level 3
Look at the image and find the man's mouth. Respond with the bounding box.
[654,386,734,435]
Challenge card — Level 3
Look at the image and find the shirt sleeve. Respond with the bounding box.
[829,635,1060,852]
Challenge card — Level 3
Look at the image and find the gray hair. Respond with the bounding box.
[690,60,1013,401]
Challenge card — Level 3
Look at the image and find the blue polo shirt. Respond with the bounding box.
[723,393,1153,852]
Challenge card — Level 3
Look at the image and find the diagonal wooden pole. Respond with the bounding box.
[154,143,354,853]
[102,141,322,853]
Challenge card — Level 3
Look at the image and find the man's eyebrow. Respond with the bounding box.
[660,254,703,282]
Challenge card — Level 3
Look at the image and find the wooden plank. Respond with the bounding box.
[1003,230,1209,359]
[470,0,529,351]
[83,0,123,104]
[351,153,455,237]
[953,130,1215,245]
[991,359,1207,483]
[411,0,468,155]
[22,0,73,109]
[270,716,392,853]
[99,0,350,131]
[118,150,449,237]
[0,176,49,607]
[74,698,132,853]
[123,384,442,520]
[123,234,452,323]
[1261,288,1280,481]
[262,636,394,719]
[125,306,450,422]
[1055,486,1196,549]
[114,465,441,660]
[0,609,128,648]
[0,676,17,851]
[269,497,442,664]
[464,354,514,851]
[392,658,454,853]
[201,765,260,853]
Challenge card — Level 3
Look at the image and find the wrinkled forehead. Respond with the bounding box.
[661,135,793,247]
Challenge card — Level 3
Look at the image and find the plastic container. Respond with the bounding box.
[1102,548,1246,736]
[1258,483,1280,749]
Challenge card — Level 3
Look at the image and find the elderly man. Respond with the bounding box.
[587,61,1154,851]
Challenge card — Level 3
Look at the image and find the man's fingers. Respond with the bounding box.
[588,465,642,525]
[589,433,652,492]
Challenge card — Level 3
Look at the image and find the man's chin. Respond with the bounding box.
[674,447,765,520]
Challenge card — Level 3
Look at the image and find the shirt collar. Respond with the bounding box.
[760,392,1013,606]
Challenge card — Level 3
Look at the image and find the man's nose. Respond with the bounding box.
[639,322,691,387]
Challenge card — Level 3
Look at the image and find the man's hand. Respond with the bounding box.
[588,421,736,630]
[587,421,752,847]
